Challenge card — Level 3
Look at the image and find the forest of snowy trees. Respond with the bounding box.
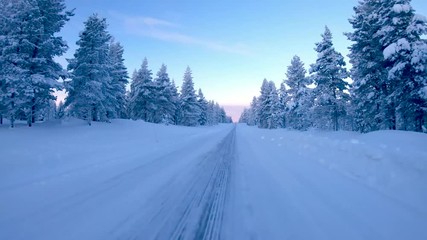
[0,0,231,128]
[240,0,427,133]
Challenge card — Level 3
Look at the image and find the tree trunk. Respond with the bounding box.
[10,115,14,128]
[87,107,92,126]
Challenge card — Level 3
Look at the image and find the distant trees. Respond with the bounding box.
[127,61,231,126]
[241,27,349,131]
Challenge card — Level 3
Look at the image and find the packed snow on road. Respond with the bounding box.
[1,119,426,240]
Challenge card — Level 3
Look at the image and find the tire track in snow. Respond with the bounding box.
[118,126,236,240]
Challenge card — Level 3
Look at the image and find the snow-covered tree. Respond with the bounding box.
[377,0,427,131]
[310,26,349,131]
[107,40,128,119]
[0,0,72,127]
[179,67,200,126]
[197,88,208,126]
[153,64,177,124]
[346,0,390,132]
[128,58,157,122]
[239,108,250,123]
[65,14,112,125]
[257,79,281,129]
[285,55,313,130]
[170,79,181,125]
[247,96,259,126]
[56,100,65,119]
[278,83,288,128]
[347,0,427,132]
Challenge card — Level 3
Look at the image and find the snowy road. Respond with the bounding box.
[1,121,426,240]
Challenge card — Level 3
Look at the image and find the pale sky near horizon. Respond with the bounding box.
[57,0,426,121]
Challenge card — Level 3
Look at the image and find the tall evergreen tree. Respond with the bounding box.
[0,0,72,127]
[65,14,112,125]
[170,79,181,125]
[248,96,259,126]
[179,67,200,126]
[285,55,312,130]
[377,0,427,131]
[278,83,288,128]
[310,26,349,131]
[153,64,177,124]
[128,58,156,121]
[197,88,208,126]
[107,40,128,119]
[258,79,281,129]
[346,0,390,132]
[347,0,427,132]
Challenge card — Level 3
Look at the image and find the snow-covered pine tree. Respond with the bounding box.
[170,79,181,125]
[257,79,281,129]
[257,79,269,128]
[128,58,157,122]
[65,14,112,125]
[107,40,128,119]
[285,55,313,130]
[239,108,250,124]
[278,83,288,128]
[0,0,72,127]
[197,88,208,126]
[206,100,215,125]
[346,0,390,132]
[179,67,200,126]
[247,96,259,126]
[153,64,177,124]
[377,0,427,131]
[310,26,349,131]
[56,100,65,119]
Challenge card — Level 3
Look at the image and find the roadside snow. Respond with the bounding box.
[224,125,427,240]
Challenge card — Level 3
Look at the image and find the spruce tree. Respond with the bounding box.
[65,14,112,125]
[377,0,427,131]
[153,64,177,124]
[248,96,259,126]
[258,79,280,129]
[128,58,156,121]
[179,67,200,126]
[285,55,312,130]
[107,40,128,119]
[278,83,288,128]
[310,26,349,131]
[197,88,208,126]
[346,0,389,132]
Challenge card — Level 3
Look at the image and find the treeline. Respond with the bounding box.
[0,0,231,128]
[240,0,427,133]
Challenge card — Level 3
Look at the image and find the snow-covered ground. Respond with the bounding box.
[0,120,426,240]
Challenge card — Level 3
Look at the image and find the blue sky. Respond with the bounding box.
[59,0,426,118]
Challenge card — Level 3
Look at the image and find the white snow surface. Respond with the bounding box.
[1,120,426,240]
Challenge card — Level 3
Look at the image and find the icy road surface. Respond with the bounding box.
[0,120,426,240]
